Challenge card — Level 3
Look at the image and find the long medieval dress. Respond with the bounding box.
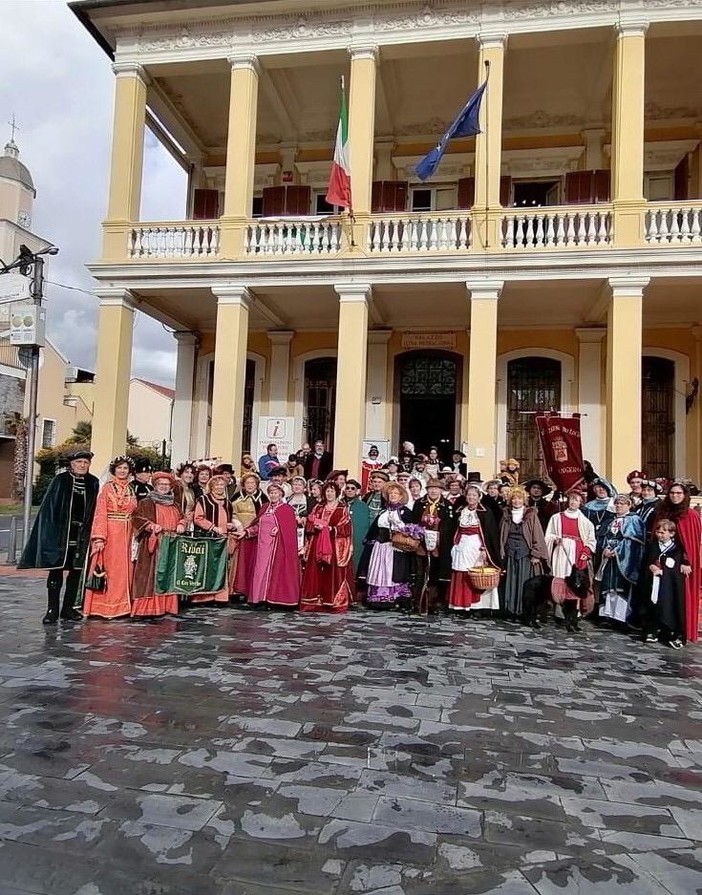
[499,506,549,617]
[192,493,237,604]
[131,495,182,617]
[365,504,416,608]
[232,489,268,597]
[247,501,300,607]
[671,507,701,643]
[83,479,137,619]
[596,512,645,622]
[545,509,596,614]
[449,504,501,612]
[300,501,354,612]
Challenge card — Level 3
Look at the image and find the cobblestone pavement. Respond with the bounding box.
[0,577,701,895]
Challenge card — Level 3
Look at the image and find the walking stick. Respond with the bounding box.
[418,554,431,617]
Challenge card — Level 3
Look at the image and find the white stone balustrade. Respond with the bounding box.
[645,204,702,244]
[129,223,220,258]
[245,220,342,255]
[368,215,472,252]
[501,208,612,249]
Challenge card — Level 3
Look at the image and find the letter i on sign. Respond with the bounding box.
[271,420,282,438]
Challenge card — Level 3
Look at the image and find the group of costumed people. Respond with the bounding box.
[18,446,701,648]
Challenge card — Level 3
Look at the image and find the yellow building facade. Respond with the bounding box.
[72,0,702,489]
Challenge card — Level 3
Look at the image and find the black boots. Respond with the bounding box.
[60,574,83,621]
[42,586,60,625]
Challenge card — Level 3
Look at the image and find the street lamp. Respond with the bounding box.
[0,243,59,548]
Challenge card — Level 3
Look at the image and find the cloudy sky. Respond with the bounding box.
[0,0,186,386]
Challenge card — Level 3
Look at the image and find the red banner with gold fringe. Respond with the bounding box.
[535,414,585,493]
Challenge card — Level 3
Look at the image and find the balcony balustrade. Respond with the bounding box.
[128,223,220,258]
[244,219,343,255]
[645,204,702,245]
[117,201,702,262]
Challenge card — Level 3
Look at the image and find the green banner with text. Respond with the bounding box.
[155,534,228,595]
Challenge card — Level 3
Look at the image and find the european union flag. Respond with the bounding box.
[415,80,487,182]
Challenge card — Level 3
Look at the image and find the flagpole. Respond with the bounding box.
[483,59,491,251]
[341,74,357,247]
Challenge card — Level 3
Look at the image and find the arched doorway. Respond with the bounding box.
[396,351,461,453]
[507,357,562,478]
[642,356,675,479]
[304,357,337,450]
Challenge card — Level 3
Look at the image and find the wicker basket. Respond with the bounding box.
[391,531,421,553]
[467,566,501,590]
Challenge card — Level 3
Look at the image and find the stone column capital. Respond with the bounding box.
[174,331,198,346]
[368,328,392,345]
[616,21,649,39]
[334,283,372,303]
[350,45,379,63]
[466,279,503,301]
[228,54,261,76]
[112,62,149,85]
[608,276,650,297]
[95,287,136,310]
[211,284,251,306]
[477,33,507,51]
[267,330,294,346]
[575,327,606,344]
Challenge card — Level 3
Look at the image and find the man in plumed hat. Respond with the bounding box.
[133,457,154,500]
[19,450,99,624]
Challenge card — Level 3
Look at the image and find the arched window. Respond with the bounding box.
[507,357,562,477]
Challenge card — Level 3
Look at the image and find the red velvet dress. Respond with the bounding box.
[248,502,300,607]
[300,502,354,613]
[675,508,701,643]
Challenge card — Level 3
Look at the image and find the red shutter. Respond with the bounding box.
[565,171,593,204]
[457,177,475,209]
[262,186,286,217]
[371,181,382,213]
[393,181,408,211]
[370,181,407,212]
[593,169,611,203]
[192,189,219,220]
[499,176,512,207]
[284,185,312,215]
[674,155,689,201]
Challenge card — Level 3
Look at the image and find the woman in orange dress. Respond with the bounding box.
[83,456,137,619]
[192,475,243,604]
[132,472,185,618]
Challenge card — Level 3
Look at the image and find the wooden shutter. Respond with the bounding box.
[499,176,512,207]
[565,171,592,204]
[457,177,475,209]
[674,155,689,201]
[370,181,408,212]
[192,189,219,220]
[593,169,611,203]
[261,186,286,216]
[284,185,312,215]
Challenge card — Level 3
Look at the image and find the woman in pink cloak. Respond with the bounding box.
[246,481,300,608]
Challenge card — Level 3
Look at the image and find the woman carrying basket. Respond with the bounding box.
[448,482,501,616]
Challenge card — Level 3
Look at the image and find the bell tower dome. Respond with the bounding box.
[0,131,36,232]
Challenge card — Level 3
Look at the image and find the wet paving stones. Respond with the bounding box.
[0,578,701,892]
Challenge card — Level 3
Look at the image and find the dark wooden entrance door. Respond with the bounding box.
[304,357,337,450]
[398,352,459,454]
[507,357,561,479]
[642,356,674,479]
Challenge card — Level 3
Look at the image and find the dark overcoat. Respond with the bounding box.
[18,471,99,570]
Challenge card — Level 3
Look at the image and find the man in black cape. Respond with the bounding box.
[18,450,99,624]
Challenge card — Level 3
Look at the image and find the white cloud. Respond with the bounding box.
[0,0,186,387]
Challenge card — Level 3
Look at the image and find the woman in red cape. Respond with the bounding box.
[301,482,354,613]
[246,482,300,607]
[652,482,701,643]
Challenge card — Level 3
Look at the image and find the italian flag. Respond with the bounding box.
[326,77,352,210]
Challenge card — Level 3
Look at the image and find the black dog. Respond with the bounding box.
[521,574,580,632]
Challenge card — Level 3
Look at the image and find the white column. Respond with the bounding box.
[267,331,294,417]
[171,332,198,467]
[575,327,606,472]
[365,330,392,441]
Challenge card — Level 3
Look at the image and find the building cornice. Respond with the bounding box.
[109,1,702,67]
